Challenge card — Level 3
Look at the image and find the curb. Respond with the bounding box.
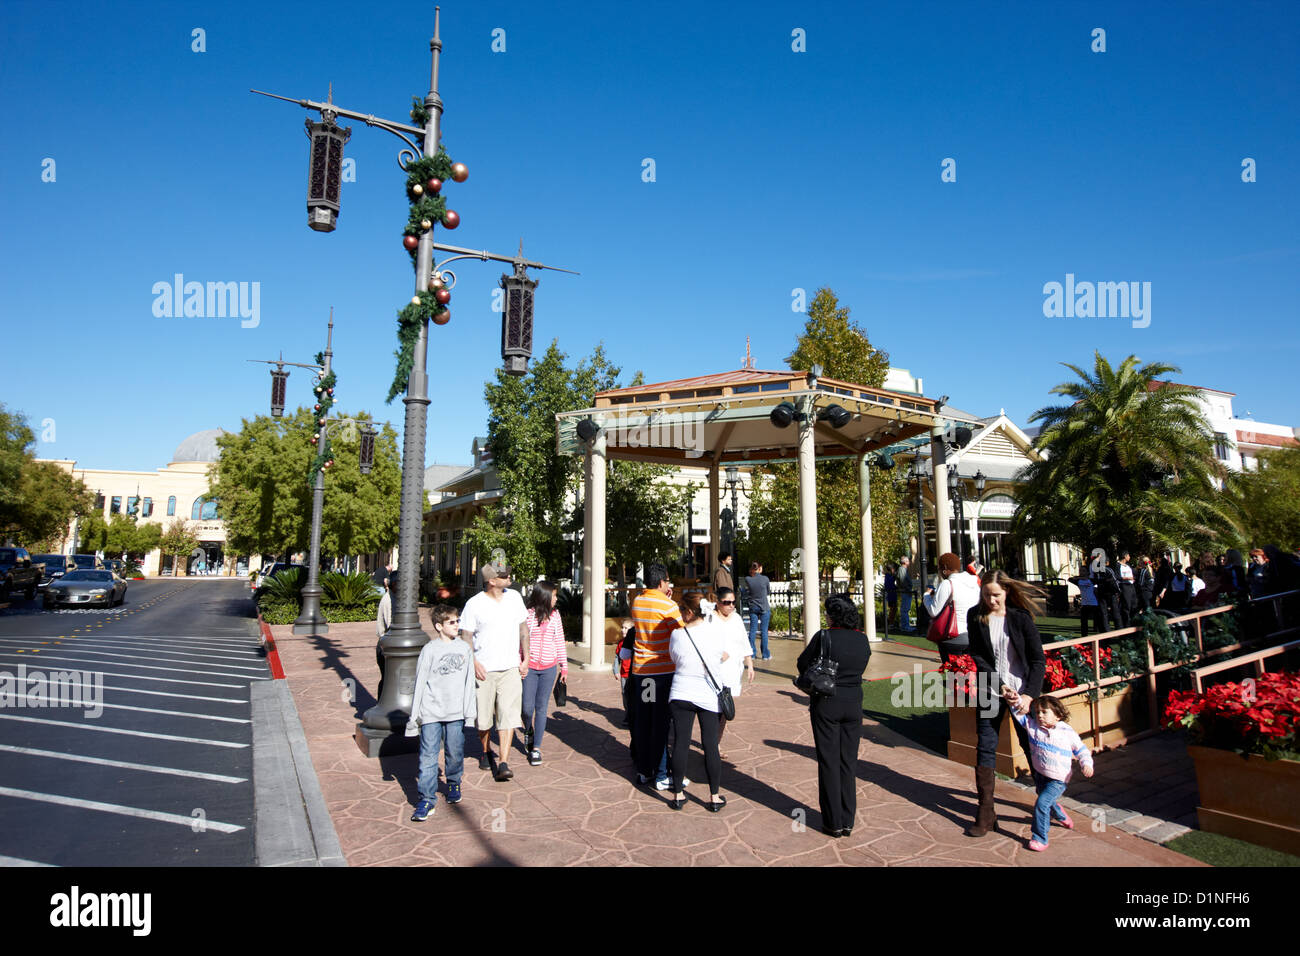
[257,613,286,679]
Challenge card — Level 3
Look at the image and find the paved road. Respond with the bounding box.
[0,578,268,866]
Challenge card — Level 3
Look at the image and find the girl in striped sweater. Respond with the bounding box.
[1009,692,1094,851]
[522,582,568,767]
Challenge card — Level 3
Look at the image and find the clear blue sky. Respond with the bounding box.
[3,0,1297,471]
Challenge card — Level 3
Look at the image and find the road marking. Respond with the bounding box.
[0,786,244,833]
[0,744,248,783]
[0,661,243,688]
[87,683,247,704]
[0,854,55,867]
[0,714,248,748]
[0,645,270,672]
[0,649,268,680]
[0,636,264,662]
[8,692,250,723]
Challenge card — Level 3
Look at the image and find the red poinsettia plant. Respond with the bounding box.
[1163,671,1300,761]
[940,653,979,698]
[1043,646,1115,692]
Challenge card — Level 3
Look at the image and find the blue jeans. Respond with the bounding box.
[747,606,771,658]
[417,719,465,803]
[522,665,559,750]
[900,593,913,631]
[1032,774,1069,843]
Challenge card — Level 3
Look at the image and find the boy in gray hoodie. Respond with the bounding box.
[407,604,477,821]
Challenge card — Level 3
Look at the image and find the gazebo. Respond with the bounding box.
[555,367,956,668]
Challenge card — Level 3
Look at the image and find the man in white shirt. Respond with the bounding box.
[459,561,529,782]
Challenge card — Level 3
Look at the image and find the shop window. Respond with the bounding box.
[142,497,154,517]
[167,496,176,516]
[111,496,122,514]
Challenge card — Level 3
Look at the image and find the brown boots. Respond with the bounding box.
[965,765,997,837]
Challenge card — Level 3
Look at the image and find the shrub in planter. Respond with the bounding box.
[258,600,300,625]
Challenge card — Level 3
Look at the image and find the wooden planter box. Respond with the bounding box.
[948,684,1145,777]
[1188,745,1300,856]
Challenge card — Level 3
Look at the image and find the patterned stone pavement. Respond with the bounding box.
[269,618,1200,867]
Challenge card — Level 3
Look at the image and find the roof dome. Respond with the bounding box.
[171,429,226,463]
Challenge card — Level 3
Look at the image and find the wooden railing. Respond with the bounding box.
[1038,590,1300,751]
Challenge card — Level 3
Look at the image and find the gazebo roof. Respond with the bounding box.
[556,368,945,467]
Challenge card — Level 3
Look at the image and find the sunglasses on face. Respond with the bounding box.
[720,600,736,605]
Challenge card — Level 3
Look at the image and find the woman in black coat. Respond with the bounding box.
[964,571,1046,837]
[795,593,871,838]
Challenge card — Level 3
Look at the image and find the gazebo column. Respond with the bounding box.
[580,465,592,650]
[583,427,607,670]
[858,452,878,643]
[797,410,819,645]
[708,458,721,581]
[931,427,952,561]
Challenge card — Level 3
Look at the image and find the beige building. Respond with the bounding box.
[40,429,233,576]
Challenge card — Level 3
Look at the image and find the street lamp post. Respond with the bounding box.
[972,469,986,565]
[948,468,967,562]
[910,455,929,592]
[253,9,575,756]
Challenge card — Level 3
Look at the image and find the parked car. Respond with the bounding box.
[31,553,73,589]
[70,554,104,571]
[43,569,128,609]
[0,547,44,602]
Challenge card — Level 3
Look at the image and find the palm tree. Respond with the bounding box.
[1012,353,1237,556]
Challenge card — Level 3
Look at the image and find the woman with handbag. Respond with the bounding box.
[795,593,871,838]
[666,592,731,811]
[965,571,1047,837]
[922,552,982,664]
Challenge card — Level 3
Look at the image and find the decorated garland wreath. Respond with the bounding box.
[387,97,469,402]
[307,354,338,485]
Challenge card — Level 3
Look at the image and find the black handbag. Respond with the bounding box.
[683,627,736,720]
[553,675,567,707]
[795,630,839,697]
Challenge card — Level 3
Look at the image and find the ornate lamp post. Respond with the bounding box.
[909,455,930,591]
[972,469,986,564]
[253,8,574,757]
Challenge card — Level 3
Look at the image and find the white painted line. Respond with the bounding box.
[96,684,246,705]
[0,714,248,748]
[0,636,267,661]
[9,692,250,723]
[0,662,243,689]
[0,650,268,681]
[0,786,244,833]
[0,645,268,673]
[0,854,55,867]
[0,744,248,783]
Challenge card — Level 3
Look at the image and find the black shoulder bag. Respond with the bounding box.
[683,627,736,720]
[795,630,839,697]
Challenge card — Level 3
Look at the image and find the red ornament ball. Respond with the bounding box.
[435,288,451,305]
[426,178,442,194]
[327,388,333,396]
[442,210,460,229]
[313,404,321,411]
[403,234,419,251]
[450,163,468,183]
[433,309,451,326]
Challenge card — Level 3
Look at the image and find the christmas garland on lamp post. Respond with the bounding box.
[388,100,469,402]
[307,355,337,485]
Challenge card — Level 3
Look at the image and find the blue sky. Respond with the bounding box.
[3,0,1297,471]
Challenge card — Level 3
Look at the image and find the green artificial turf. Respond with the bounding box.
[1164,829,1300,867]
[861,672,949,756]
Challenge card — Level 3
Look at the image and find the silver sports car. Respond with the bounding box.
[43,570,128,609]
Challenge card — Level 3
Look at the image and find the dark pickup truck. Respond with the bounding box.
[0,547,44,602]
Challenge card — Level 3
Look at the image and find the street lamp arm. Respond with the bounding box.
[247,358,324,373]
[250,89,426,164]
[431,242,580,275]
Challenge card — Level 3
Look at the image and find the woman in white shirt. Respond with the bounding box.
[922,552,983,663]
[667,591,730,811]
[712,587,754,758]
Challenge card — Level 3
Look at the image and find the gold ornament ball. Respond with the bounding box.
[430,277,445,290]
[420,218,432,231]
[412,183,424,196]
[411,295,422,306]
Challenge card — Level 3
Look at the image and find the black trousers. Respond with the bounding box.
[1119,583,1137,626]
[810,688,862,832]
[670,700,721,795]
[975,696,1033,770]
[1079,604,1105,638]
[629,673,673,779]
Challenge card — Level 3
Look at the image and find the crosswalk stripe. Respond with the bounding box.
[0,744,247,783]
[0,714,248,748]
[0,650,268,680]
[0,646,269,672]
[0,854,55,867]
[0,636,265,661]
[8,692,250,723]
[0,786,244,833]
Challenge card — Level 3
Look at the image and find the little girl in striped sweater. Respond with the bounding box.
[522,582,568,767]
[1009,692,1094,851]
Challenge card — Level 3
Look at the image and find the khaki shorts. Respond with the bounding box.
[476,668,523,731]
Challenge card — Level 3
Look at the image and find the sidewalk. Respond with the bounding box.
[268,619,1201,867]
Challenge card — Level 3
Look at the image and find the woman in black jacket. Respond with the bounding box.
[795,593,871,838]
[964,571,1046,837]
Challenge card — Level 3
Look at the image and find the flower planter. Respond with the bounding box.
[1188,745,1300,856]
[1060,683,1147,749]
[947,706,1032,778]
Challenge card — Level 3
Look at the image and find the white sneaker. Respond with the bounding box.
[655,776,689,791]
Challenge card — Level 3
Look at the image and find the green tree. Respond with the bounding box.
[743,287,909,579]
[1229,447,1300,549]
[1012,353,1236,556]
[0,405,94,546]
[159,518,200,575]
[0,404,34,533]
[103,514,164,558]
[77,511,109,554]
[209,409,400,559]
[466,341,620,582]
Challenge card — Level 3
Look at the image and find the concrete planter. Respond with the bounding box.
[948,684,1145,776]
[1188,744,1300,855]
